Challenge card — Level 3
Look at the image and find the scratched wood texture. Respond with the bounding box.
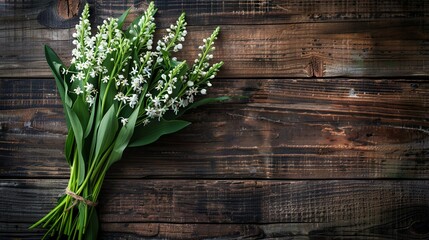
[1,0,429,239]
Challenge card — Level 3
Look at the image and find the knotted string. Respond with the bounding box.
[65,188,98,210]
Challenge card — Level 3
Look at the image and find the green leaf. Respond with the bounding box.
[64,104,86,185]
[187,96,230,111]
[94,105,118,161]
[129,119,191,147]
[117,7,131,29]
[45,45,73,129]
[165,96,230,120]
[72,95,90,135]
[99,81,117,116]
[44,45,65,103]
[84,99,97,138]
[107,105,140,168]
[64,129,75,166]
[77,203,86,236]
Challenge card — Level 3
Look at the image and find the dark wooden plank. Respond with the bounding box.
[5,0,429,26]
[5,222,427,240]
[0,1,428,78]
[1,179,428,239]
[1,78,429,179]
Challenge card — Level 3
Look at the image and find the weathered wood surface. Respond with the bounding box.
[1,179,429,239]
[1,78,429,179]
[1,0,429,78]
[1,0,429,239]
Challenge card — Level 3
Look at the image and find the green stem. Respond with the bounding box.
[76,144,114,195]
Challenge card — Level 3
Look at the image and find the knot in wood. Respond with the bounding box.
[57,0,81,20]
[306,56,324,77]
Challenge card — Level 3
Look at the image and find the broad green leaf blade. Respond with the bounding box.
[165,96,230,120]
[65,105,85,185]
[72,95,90,135]
[129,119,191,147]
[89,100,104,162]
[99,80,117,116]
[187,96,230,111]
[117,7,131,29]
[84,99,97,138]
[94,105,118,160]
[44,45,65,103]
[45,45,73,129]
[64,129,75,166]
[107,105,140,167]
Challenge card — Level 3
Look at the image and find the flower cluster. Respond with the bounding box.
[63,2,222,127]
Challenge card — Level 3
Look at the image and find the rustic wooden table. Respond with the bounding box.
[1,0,429,239]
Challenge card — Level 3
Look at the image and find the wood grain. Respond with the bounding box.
[5,222,428,239]
[0,0,428,77]
[1,78,428,179]
[1,179,428,239]
[1,1,429,239]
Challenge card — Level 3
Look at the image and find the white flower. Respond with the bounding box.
[145,106,156,118]
[155,80,164,91]
[131,78,141,91]
[187,81,194,87]
[121,78,129,86]
[114,92,127,103]
[90,70,97,78]
[131,66,138,75]
[142,119,150,126]
[76,71,85,81]
[86,95,95,106]
[102,76,109,83]
[200,89,207,95]
[152,96,161,107]
[84,83,94,93]
[70,74,77,82]
[176,43,183,50]
[178,98,188,107]
[120,117,128,126]
[128,94,138,108]
[207,82,212,87]
[74,86,83,95]
[143,66,151,77]
[167,86,173,94]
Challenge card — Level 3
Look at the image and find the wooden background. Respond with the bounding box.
[1,0,429,239]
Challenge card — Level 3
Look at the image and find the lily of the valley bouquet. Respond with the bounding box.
[30,2,225,239]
